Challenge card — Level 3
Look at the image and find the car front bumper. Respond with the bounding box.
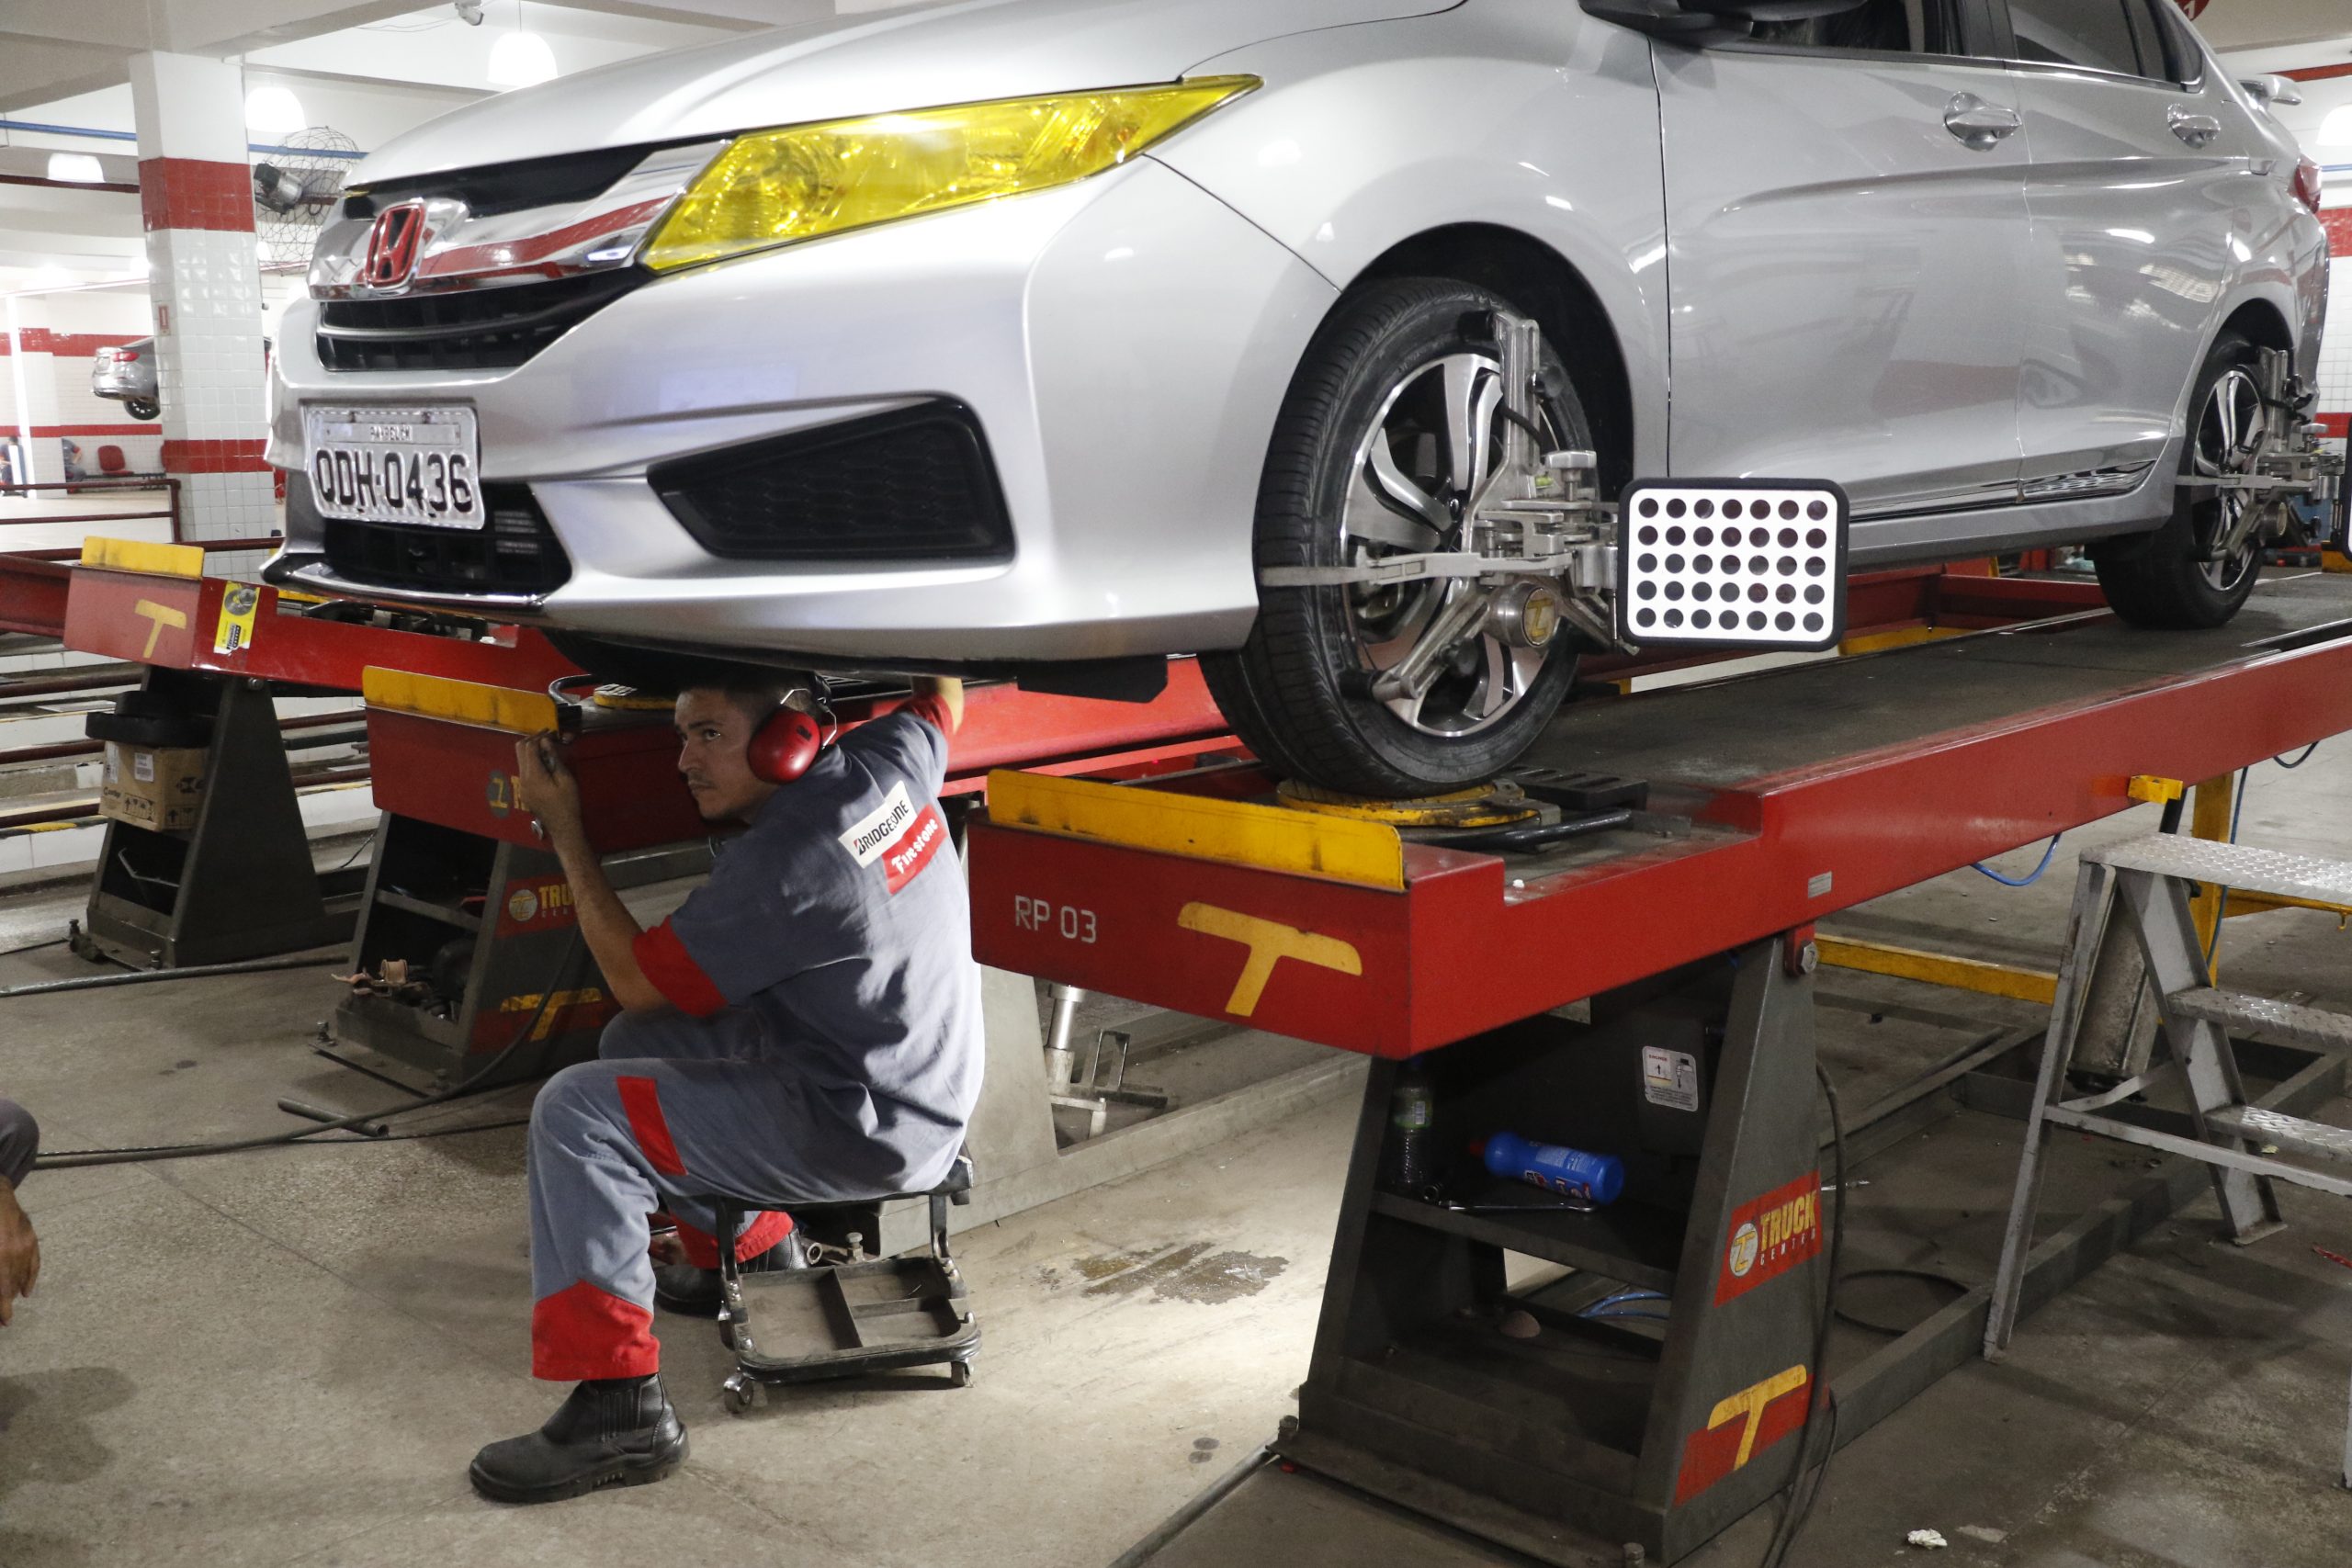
[265,158,1336,664]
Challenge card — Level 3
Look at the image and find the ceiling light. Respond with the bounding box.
[487,28,558,87]
[2322,105,2352,147]
[245,84,306,135]
[46,152,104,184]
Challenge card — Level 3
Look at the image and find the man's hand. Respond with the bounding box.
[514,733,586,848]
[0,1180,39,1327]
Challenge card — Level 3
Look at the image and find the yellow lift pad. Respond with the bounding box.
[987,769,1406,891]
[79,536,204,578]
[362,667,560,735]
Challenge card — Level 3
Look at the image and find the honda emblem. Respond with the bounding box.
[358,200,428,289]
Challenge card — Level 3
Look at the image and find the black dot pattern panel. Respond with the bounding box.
[651,401,1013,563]
[1616,481,1846,649]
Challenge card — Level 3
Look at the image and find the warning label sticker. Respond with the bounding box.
[1642,1046,1700,1111]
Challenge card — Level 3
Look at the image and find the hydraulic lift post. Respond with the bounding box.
[970,571,2352,1562]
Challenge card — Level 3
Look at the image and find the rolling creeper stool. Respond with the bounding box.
[711,1153,980,1415]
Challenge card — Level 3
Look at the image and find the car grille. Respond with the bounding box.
[322,485,571,596]
[315,268,647,373]
[343,145,652,221]
[650,402,1014,563]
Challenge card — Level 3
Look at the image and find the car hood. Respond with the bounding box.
[360,0,1459,184]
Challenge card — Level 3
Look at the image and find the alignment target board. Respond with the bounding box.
[1616,479,1849,649]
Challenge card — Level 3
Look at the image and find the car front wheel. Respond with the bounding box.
[1204,279,1593,798]
[2094,331,2267,630]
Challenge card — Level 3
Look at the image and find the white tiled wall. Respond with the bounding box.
[150,227,267,446]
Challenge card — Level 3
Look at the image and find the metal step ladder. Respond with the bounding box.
[1984,831,2352,1480]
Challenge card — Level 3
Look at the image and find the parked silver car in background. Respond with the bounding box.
[91,338,158,423]
[264,0,2334,795]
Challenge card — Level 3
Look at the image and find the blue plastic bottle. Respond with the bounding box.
[1474,1132,1625,1205]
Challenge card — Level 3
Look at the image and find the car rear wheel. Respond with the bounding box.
[125,399,159,422]
[2094,331,2266,630]
[1205,279,1592,798]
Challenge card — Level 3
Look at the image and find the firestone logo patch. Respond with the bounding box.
[838,782,947,894]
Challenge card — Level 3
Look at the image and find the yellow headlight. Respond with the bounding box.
[641,75,1260,273]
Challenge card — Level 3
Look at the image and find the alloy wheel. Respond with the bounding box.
[1340,352,1555,739]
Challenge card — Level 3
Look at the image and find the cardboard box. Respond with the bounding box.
[100,741,208,831]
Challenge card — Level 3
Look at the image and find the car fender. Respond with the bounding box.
[1159,0,1668,475]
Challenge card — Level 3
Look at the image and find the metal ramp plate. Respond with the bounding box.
[2166,987,2352,1055]
[2209,1106,2352,1168]
[2090,834,2352,906]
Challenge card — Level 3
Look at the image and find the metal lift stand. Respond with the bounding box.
[1286,937,1832,1561]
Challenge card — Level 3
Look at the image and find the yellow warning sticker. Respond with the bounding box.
[213,583,261,656]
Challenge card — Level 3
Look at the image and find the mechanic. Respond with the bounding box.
[0,1097,40,1325]
[468,671,983,1506]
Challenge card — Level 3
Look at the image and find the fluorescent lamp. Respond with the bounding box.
[2322,105,2352,147]
[488,28,558,87]
[245,85,306,134]
[46,152,104,184]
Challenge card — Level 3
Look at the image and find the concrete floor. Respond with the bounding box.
[7,639,2352,1565]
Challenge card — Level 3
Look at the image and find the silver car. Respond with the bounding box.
[92,338,159,422]
[263,0,2335,795]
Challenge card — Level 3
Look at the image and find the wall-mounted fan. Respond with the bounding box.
[252,127,361,271]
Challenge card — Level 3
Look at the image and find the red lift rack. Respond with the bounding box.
[965,571,2352,1562]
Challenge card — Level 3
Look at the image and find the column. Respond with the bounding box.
[4,298,60,487]
[128,51,273,571]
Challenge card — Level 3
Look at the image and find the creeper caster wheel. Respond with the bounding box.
[950,1359,974,1388]
[721,1373,760,1416]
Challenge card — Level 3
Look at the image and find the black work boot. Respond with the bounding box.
[653,1229,808,1318]
[469,1375,687,1505]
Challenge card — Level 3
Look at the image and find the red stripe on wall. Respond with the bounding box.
[40,333,145,358]
[137,157,255,234]
[161,438,270,474]
[2324,209,2352,256]
[2317,414,2351,440]
[2283,62,2352,84]
[29,424,164,437]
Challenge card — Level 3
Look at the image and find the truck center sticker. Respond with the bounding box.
[1714,1169,1823,1305]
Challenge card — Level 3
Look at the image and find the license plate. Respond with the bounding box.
[302,404,482,528]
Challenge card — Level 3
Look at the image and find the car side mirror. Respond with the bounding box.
[2240,75,2302,107]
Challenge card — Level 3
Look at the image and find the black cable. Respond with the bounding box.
[1758,1062,1849,1568]
[0,935,68,961]
[32,932,582,1169]
[2276,742,2321,770]
[1831,1267,1970,1337]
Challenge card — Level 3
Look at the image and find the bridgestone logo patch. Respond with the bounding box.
[838,781,947,894]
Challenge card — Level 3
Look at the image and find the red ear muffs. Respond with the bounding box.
[748,705,824,784]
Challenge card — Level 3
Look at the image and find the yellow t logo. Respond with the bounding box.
[133,598,188,660]
[1178,902,1363,1017]
[1704,1364,1809,1472]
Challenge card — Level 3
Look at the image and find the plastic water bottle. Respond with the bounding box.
[1473,1131,1625,1205]
[1382,1065,1439,1195]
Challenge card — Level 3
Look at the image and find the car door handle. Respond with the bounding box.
[1943,94,2021,152]
[2169,108,2222,148]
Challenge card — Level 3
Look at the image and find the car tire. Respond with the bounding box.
[1216,278,1593,798]
[2093,331,2266,630]
[125,400,159,422]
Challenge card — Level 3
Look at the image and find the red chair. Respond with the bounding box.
[96,446,128,478]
